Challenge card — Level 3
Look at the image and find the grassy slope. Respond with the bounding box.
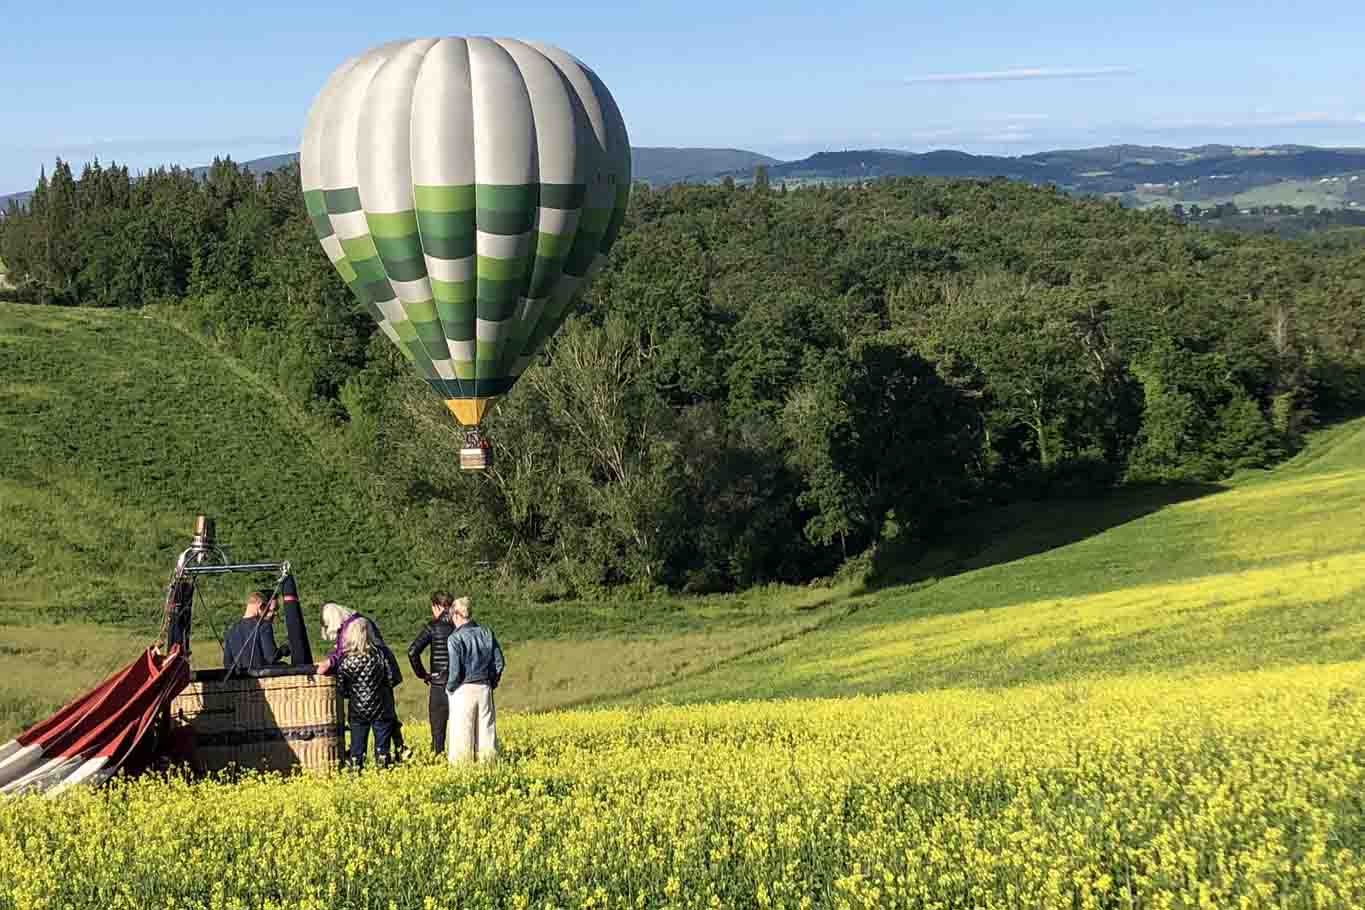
[634,418,1365,703]
[0,303,847,735]
[0,303,441,622]
[1136,178,1363,211]
[4,301,1364,740]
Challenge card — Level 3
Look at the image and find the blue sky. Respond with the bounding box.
[3,0,1364,192]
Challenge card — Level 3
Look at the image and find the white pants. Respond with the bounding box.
[446,683,497,763]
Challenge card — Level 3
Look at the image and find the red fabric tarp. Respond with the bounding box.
[0,645,190,795]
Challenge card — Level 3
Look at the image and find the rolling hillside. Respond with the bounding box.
[637,417,1365,703]
[0,303,441,624]
[4,302,1364,907]
[739,145,1365,202]
[9,143,1365,210]
[0,302,849,733]
[5,298,1365,730]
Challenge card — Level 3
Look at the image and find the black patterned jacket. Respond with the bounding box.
[336,646,396,723]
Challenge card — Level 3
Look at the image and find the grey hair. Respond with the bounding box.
[319,601,356,642]
[451,595,471,619]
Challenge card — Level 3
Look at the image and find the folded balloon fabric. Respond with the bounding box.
[0,645,190,796]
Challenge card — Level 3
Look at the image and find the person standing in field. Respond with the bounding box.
[445,595,505,763]
[334,615,399,768]
[317,601,406,758]
[407,591,456,755]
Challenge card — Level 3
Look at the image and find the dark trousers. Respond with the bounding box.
[428,684,449,754]
[348,717,394,768]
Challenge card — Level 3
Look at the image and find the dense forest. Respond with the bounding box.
[3,158,1364,595]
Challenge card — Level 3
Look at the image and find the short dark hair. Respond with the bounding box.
[431,590,453,609]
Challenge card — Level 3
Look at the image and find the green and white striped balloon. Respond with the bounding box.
[300,37,631,427]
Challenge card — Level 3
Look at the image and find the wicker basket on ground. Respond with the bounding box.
[166,667,343,773]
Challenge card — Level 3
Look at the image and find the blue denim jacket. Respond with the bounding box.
[445,621,506,691]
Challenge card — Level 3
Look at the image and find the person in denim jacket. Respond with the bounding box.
[445,596,505,762]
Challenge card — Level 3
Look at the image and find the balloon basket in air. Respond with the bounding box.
[459,427,493,471]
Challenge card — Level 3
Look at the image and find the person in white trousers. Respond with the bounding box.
[444,596,505,762]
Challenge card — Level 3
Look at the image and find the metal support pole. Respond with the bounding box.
[180,562,290,576]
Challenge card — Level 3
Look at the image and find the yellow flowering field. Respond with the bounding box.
[4,660,1365,910]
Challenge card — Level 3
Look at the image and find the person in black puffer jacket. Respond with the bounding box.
[335,617,398,768]
[407,590,456,755]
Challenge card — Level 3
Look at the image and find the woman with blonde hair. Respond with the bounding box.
[317,601,406,761]
[333,611,398,768]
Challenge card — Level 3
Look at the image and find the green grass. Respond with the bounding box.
[4,300,1365,746]
[0,302,854,736]
[0,624,227,738]
[1132,178,1359,212]
[631,418,1365,703]
[5,304,1365,908]
[0,303,445,624]
[1232,178,1351,209]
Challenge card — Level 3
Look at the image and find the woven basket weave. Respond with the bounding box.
[168,671,343,773]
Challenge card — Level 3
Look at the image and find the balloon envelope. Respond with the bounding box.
[300,37,631,426]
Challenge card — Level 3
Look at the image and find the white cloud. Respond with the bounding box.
[904,66,1136,84]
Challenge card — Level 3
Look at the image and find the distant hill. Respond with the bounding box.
[1,147,776,208]
[0,191,32,212]
[189,153,297,180]
[724,144,1365,210]
[764,149,1063,182]
[742,144,1365,186]
[1023,144,1195,168]
[630,147,779,184]
[8,143,1365,211]
[204,147,780,186]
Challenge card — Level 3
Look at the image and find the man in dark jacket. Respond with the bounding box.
[445,595,505,762]
[407,591,456,755]
[222,591,288,674]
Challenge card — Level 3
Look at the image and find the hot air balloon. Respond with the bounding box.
[301,38,631,470]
